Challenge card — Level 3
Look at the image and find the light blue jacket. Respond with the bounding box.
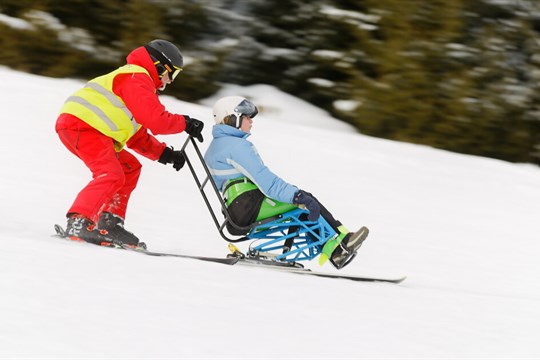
[204,124,299,203]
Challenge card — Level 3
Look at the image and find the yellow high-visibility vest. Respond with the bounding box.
[60,64,149,151]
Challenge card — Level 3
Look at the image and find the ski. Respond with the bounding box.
[53,224,403,280]
[278,268,406,283]
[119,245,239,265]
[53,224,238,265]
[236,258,406,283]
[228,244,405,283]
[54,224,67,237]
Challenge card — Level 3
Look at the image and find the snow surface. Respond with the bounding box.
[1,66,540,359]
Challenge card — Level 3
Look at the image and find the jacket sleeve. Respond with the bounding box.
[113,73,187,135]
[126,126,167,161]
[229,140,298,203]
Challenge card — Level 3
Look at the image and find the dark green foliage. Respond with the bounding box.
[341,0,540,164]
[1,0,539,164]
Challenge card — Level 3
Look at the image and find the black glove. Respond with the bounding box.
[158,146,186,171]
[184,116,204,142]
[293,190,321,222]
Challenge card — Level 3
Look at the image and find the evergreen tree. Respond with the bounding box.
[1,0,539,163]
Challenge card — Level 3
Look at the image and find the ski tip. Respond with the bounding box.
[54,224,66,237]
[379,275,407,284]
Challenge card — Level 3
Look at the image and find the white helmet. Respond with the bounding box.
[212,96,258,128]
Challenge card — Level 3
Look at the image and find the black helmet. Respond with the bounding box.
[144,39,183,81]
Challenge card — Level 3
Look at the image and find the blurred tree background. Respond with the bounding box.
[1,0,540,164]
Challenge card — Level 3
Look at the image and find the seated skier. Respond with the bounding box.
[203,96,368,269]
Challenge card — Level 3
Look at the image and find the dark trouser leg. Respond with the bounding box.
[302,191,343,233]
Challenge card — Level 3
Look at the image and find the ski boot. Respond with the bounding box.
[97,212,146,249]
[65,214,115,246]
[319,226,369,269]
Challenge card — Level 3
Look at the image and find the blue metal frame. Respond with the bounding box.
[246,208,337,262]
[182,136,336,263]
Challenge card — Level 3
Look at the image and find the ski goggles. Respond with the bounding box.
[157,62,183,81]
[234,99,258,118]
[145,44,183,81]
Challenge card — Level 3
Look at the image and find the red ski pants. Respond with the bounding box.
[57,128,141,222]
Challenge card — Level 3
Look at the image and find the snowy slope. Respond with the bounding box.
[1,66,540,359]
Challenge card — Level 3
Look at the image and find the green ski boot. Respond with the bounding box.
[319,225,350,266]
[329,226,369,269]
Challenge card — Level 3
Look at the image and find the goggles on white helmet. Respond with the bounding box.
[213,96,258,129]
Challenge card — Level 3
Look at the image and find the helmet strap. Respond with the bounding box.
[225,114,243,129]
[144,45,173,76]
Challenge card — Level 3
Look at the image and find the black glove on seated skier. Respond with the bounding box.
[158,146,186,171]
[184,116,204,142]
[293,190,321,222]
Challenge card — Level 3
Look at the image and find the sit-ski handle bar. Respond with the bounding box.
[179,136,252,242]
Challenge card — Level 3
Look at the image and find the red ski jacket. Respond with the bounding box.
[56,46,188,161]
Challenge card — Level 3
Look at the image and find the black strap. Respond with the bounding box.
[144,45,172,69]
[222,178,254,194]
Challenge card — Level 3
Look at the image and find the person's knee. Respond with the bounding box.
[104,168,126,190]
[129,159,142,178]
[123,157,142,187]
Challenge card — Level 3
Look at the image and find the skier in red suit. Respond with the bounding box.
[55,39,204,248]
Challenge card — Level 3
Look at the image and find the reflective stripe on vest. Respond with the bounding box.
[60,64,148,151]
